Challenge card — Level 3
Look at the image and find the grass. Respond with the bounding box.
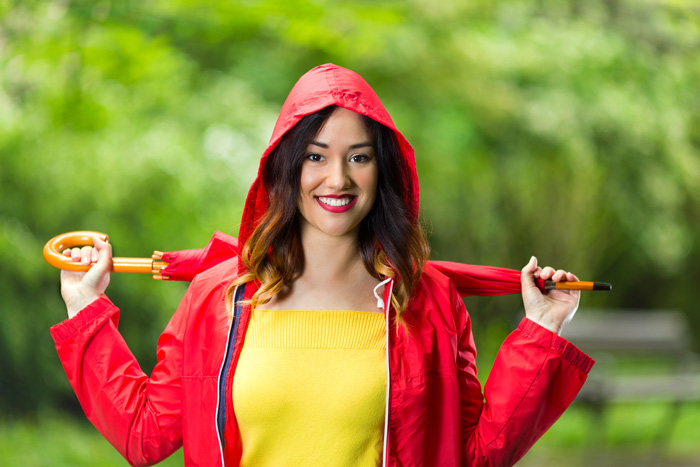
[517,402,700,466]
[0,413,184,467]
[1,403,700,466]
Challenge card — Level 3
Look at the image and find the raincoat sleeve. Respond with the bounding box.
[454,286,594,466]
[50,288,193,467]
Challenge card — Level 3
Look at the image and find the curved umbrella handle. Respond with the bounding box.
[43,231,169,279]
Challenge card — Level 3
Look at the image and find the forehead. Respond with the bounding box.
[313,107,372,144]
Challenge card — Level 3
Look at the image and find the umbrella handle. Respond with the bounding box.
[43,231,169,279]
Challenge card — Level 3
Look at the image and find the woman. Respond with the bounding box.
[54,64,593,466]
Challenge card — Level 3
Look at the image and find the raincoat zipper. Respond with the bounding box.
[382,279,394,467]
[215,285,244,466]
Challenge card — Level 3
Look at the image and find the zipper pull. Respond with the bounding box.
[374,278,392,309]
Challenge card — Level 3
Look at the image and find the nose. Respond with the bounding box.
[325,157,351,190]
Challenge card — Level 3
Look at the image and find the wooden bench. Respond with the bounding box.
[560,309,700,447]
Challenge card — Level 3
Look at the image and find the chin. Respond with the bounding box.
[313,222,361,239]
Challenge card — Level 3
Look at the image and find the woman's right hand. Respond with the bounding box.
[60,235,113,319]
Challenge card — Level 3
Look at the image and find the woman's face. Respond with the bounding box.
[297,107,378,241]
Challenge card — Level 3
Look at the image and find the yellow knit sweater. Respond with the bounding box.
[232,309,386,466]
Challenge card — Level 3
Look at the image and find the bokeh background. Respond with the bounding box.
[1,0,699,465]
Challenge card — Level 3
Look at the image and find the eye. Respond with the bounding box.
[306,153,324,162]
[350,154,371,163]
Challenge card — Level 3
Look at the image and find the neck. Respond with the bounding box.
[256,223,382,312]
[299,228,366,283]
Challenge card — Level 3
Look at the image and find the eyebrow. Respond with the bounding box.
[309,141,374,150]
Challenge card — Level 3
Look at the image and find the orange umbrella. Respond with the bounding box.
[43,231,611,293]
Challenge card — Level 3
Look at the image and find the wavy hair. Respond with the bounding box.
[227,105,429,320]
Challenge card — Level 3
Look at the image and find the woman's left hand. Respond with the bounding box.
[521,256,580,335]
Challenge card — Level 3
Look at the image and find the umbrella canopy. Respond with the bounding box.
[158,232,239,281]
[158,232,542,296]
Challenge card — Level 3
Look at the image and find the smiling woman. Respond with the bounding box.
[298,107,378,240]
[51,64,594,467]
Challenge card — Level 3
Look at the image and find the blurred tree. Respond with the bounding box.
[0,0,698,415]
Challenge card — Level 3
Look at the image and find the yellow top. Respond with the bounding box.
[232,309,386,467]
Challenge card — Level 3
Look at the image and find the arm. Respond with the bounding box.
[51,238,188,466]
[457,257,594,466]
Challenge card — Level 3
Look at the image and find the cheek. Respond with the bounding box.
[363,167,379,201]
[298,170,321,215]
[299,166,321,194]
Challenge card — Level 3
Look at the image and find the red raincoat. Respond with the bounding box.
[51,64,594,466]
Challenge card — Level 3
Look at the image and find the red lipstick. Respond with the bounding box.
[315,194,357,213]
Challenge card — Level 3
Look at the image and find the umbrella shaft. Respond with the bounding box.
[544,280,612,291]
[112,257,167,275]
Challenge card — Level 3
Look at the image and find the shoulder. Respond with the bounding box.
[409,263,466,319]
[183,257,239,308]
[192,256,239,285]
[416,262,460,298]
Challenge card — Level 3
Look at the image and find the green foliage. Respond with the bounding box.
[0,413,184,466]
[520,402,700,465]
[1,0,699,427]
[1,404,699,466]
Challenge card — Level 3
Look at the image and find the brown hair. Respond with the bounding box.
[227,106,430,320]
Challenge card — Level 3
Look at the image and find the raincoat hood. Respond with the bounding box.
[238,63,419,264]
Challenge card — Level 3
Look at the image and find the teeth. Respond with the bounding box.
[318,196,352,207]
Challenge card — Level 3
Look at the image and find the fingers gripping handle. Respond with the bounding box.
[43,231,168,278]
[43,231,109,272]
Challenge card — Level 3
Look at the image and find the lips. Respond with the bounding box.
[315,194,357,213]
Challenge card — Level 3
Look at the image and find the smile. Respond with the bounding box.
[315,195,357,213]
[318,196,353,207]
